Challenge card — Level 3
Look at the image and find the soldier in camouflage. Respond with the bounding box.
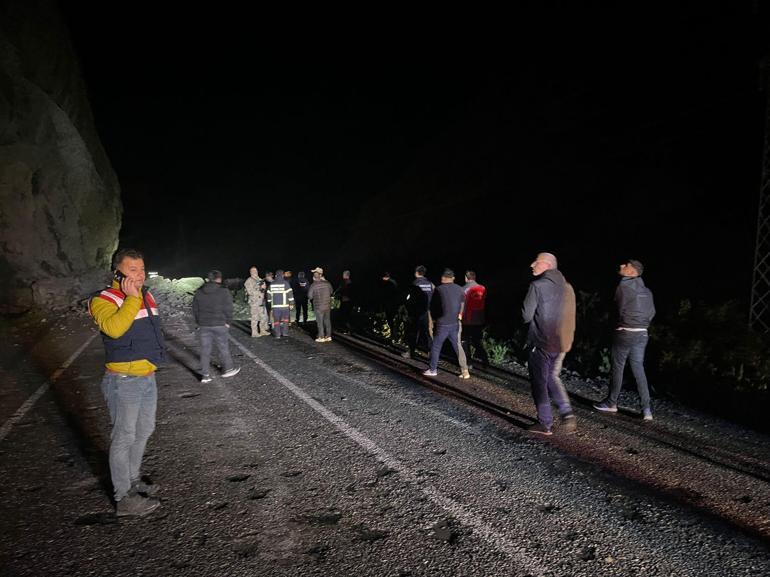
[244,266,270,337]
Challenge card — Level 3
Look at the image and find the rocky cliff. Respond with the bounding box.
[0,0,121,311]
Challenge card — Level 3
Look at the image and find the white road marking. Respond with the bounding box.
[231,335,546,574]
[0,333,97,443]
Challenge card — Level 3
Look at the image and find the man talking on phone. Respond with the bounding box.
[89,248,165,517]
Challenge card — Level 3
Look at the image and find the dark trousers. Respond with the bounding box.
[295,299,308,323]
[273,308,290,336]
[406,313,432,354]
[461,324,489,366]
[528,347,573,429]
[199,326,233,375]
[338,301,353,332]
[430,323,468,372]
[608,330,651,410]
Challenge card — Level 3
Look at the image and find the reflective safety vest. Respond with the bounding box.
[267,281,294,309]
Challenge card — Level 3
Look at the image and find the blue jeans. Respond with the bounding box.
[528,347,573,429]
[609,330,651,410]
[100,372,157,501]
[199,325,234,375]
[430,323,468,372]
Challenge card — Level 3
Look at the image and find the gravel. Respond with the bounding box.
[0,280,768,576]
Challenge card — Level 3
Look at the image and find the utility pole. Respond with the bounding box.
[750,57,770,331]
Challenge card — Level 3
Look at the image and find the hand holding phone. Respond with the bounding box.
[115,270,140,297]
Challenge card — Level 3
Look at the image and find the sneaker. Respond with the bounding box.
[527,422,553,436]
[222,367,241,378]
[643,408,653,421]
[561,414,577,434]
[315,337,325,342]
[459,370,470,379]
[200,375,212,384]
[324,337,332,342]
[422,369,438,377]
[131,480,158,497]
[116,493,160,517]
[593,400,618,413]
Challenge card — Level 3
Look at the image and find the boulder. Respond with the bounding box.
[0,0,121,311]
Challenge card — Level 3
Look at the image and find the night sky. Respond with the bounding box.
[61,2,770,318]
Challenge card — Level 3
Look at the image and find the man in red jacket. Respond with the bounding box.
[461,271,490,368]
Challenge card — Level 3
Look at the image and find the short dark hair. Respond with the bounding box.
[465,270,476,280]
[415,265,427,276]
[207,269,222,282]
[112,248,143,270]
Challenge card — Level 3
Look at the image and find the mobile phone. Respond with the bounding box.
[113,269,126,283]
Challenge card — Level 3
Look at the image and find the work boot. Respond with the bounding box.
[116,493,160,517]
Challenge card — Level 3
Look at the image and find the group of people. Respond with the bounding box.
[88,248,655,517]
[243,266,336,342]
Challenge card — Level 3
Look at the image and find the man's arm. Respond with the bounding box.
[192,292,200,325]
[90,295,143,338]
[223,288,233,325]
[616,283,629,323]
[521,284,538,323]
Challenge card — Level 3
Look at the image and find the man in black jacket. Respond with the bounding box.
[193,270,241,383]
[594,259,656,420]
[292,271,310,324]
[401,265,434,359]
[522,253,577,435]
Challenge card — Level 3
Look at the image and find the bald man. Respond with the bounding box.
[522,252,577,435]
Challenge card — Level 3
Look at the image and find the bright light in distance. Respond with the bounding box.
[148,271,159,278]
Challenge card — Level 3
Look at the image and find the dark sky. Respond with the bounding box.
[61,2,770,315]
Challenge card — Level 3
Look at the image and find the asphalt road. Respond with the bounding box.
[1,307,769,577]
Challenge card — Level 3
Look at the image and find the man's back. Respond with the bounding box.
[193,282,233,326]
[433,283,465,326]
[308,279,333,310]
[522,269,575,353]
[616,276,655,328]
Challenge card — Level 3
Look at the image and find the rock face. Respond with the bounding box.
[0,0,121,311]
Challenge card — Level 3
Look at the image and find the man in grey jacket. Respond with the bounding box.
[307,267,333,342]
[594,259,656,420]
[522,253,577,435]
[192,270,241,383]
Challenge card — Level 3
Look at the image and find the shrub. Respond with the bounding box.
[482,332,512,365]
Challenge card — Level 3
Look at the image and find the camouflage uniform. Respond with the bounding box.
[244,275,270,337]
